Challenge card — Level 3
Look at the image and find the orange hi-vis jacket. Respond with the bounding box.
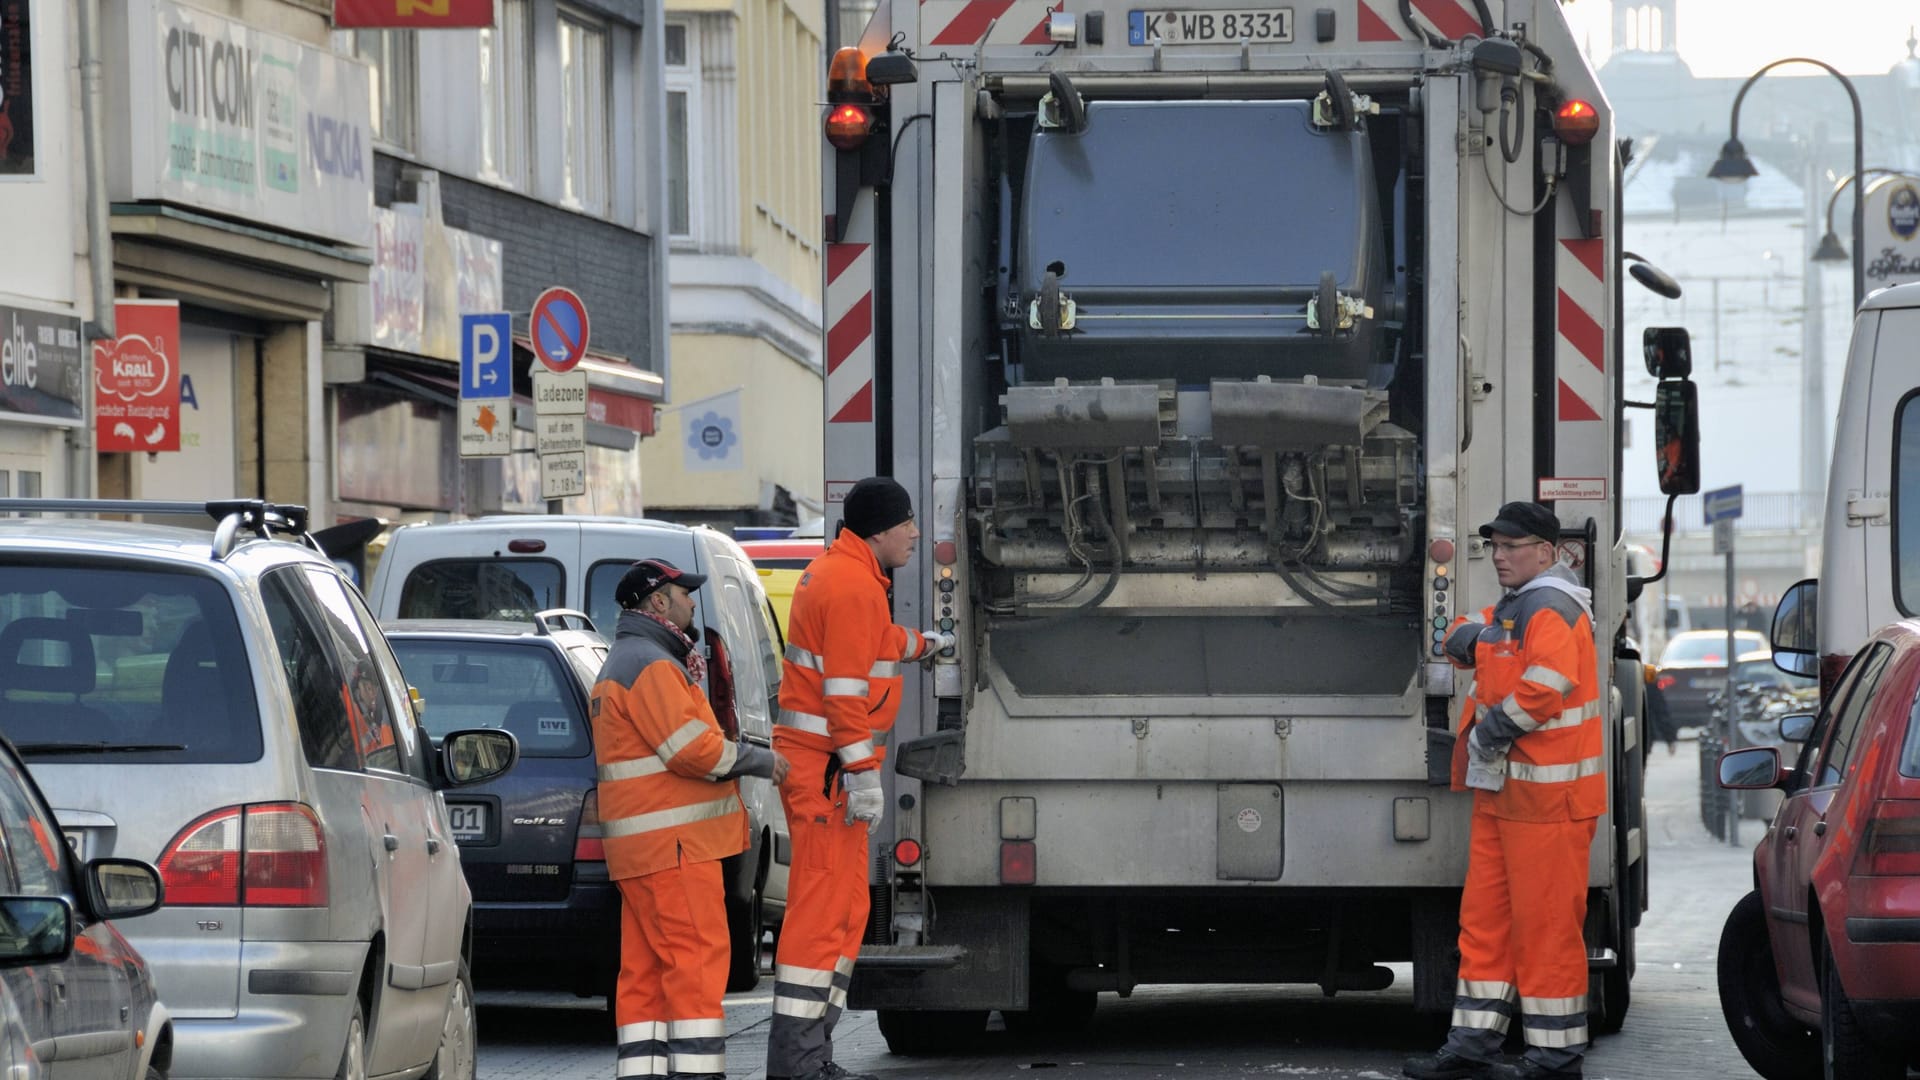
[777,530,940,772]
[1443,564,1605,822]
[591,611,749,880]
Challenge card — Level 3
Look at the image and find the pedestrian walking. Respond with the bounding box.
[766,477,952,1080]
[592,558,791,1080]
[1404,502,1603,1080]
[1643,662,1678,756]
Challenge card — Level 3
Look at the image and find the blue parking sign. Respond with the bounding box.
[461,313,512,399]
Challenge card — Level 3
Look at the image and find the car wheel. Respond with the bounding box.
[877,1009,989,1055]
[1820,943,1905,1080]
[334,998,369,1080]
[426,960,478,1080]
[1715,891,1818,1080]
[726,883,765,993]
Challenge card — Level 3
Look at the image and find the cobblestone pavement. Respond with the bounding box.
[478,738,1768,1079]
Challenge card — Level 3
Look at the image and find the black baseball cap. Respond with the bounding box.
[616,558,707,608]
[1478,501,1561,544]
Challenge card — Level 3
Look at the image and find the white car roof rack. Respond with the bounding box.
[0,498,320,562]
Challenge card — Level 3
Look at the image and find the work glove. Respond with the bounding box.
[842,768,886,828]
[920,629,955,658]
[1464,724,1508,793]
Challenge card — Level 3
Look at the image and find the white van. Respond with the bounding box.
[365,516,791,987]
[1771,281,1920,693]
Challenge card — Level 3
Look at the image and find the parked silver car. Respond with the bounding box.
[0,499,518,1080]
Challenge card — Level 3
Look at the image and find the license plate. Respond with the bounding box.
[448,803,488,844]
[1128,8,1293,45]
[1690,677,1720,689]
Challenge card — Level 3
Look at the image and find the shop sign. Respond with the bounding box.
[0,0,34,176]
[0,302,83,425]
[365,202,504,361]
[334,0,494,28]
[109,0,374,247]
[1864,177,1920,290]
[95,300,183,452]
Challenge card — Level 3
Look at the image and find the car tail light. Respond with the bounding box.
[158,803,327,906]
[158,807,243,905]
[1000,840,1036,885]
[243,804,328,907]
[1855,799,1920,877]
[1656,674,1676,692]
[507,539,547,553]
[893,838,923,867]
[575,789,606,862]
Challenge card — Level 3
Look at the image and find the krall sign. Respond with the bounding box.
[333,0,494,28]
[95,300,182,452]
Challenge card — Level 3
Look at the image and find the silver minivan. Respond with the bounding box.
[0,500,517,1080]
[365,516,791,990]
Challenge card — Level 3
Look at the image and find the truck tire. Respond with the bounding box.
[1594,920,1632,1035]
[1716,891,1817,1080]
[878,1009,989,1055]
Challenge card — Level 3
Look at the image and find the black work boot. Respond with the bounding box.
[1487,1059,1582,1079]
[797,1064,879,1080]
[1403,1050,1496,1080]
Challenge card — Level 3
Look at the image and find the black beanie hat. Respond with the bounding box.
[843,476,914,539]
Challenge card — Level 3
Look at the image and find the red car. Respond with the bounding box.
[1715,620,1920,1079]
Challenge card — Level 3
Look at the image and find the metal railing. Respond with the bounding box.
[1624,492,1821,534]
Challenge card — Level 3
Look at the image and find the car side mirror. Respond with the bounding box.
[1771,579,1818,678]
[0,897,73,967]
[439,728,520,788]
[1778,713,1816,743]
[87,858,164,920]
[1654,380,1701,495]
[1718,746,1788,791]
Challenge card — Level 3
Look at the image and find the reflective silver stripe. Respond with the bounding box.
[1538,701,1604,732]
[776,964,836,988]
[835,955,856,977]
[617,1056,668,1078]
[672,1054,725,1074]
[1500,693,1544,733]
[602,793,743,838]
[1508,754,1607,784]
[785,644,824,672]
[657,719,711,761]
[870,659,901,678]
[777,709,830,737]
[1523,1024,1589,1048]
[1458,979,1516,1001]
[1450,1008,1512,1032]
[823,677,870,698]
[872,728,892,747]
[599,756,667,782]
[617,1021,666,1043]
[1521,995,1587,1017]
[827,983,849,1011]
[836,739,876,766]
[773,995,830,1019]
[1522,665,1577,695]
[704,739,739,781]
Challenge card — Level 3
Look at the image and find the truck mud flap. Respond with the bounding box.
[1425,727,1456,786]
[850,889,1028,1011]
[895,730,966,786]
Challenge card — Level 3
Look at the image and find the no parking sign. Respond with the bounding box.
[530,287,591,372]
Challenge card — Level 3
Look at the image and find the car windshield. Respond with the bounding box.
[389,638,589,758]
[1663,633,1764,664]
[398,559,564,622]
[0,564,263,764]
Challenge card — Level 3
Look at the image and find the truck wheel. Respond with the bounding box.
[877,1009,989,1055]
[1820,942,1905,1080]
[1594,919,1632,1035]
[725,883,765,993]
[1716,891,1817,1080]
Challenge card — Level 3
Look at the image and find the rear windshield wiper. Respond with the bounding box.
[14,743,188,755]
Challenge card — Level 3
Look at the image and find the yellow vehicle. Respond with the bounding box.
[737,538,824,637]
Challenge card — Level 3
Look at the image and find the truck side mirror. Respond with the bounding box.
[1654,380,1700,495]
[1643,326,1692,378]
[1771,578,1818,677]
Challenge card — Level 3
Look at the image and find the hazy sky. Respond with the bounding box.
[1559,0,1920,78]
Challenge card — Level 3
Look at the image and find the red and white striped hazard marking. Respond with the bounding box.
[826,242,875,425]
[921,0,1063,47]
[1358,0,1496,42]
[1555,237,1606,423]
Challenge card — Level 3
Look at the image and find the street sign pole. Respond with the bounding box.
[1721,520,1739,848]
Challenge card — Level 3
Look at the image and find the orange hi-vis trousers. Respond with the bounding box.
[614,854,731,1079]
[766,741,872,1078]
[1443,800,1598,1071]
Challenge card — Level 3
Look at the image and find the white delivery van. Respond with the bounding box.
[365,516,791,988]
[1771,281,1920,694]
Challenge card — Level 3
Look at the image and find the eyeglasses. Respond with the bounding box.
[1489,538,1550,554]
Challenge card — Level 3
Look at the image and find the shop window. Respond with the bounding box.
[480,0,533,188]
[560,12,611,214]
[336,28,419,152]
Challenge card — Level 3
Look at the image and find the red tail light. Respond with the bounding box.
[893,838,923,867]
[1000,840,1036,885]
[1656,675,1676,692]
[1856,800,1920,877]
[574,789,606,862]
[825,104,874,151]
[158,803,327,907]
[1552,99,1600,146]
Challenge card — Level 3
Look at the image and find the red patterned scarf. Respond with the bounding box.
[641,610,707,685]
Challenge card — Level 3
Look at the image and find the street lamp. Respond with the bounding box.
[1813,168,1920,263]
[1707,57,1865,308]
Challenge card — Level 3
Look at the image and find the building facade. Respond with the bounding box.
[638,0,826,529]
